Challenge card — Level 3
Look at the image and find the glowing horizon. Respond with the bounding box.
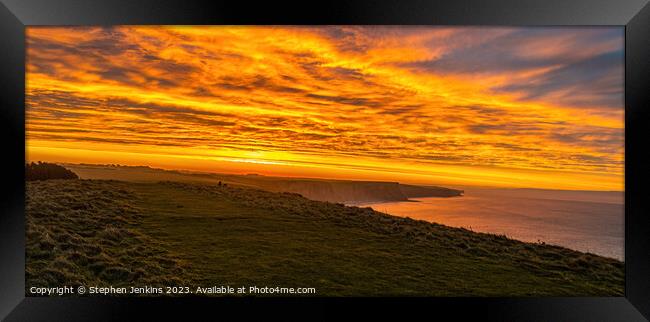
[26,26,624,191]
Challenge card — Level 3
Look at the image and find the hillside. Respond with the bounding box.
[26,179,623,296]
[62,163,463,203]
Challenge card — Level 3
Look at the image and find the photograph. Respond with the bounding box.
[25,25,625,297]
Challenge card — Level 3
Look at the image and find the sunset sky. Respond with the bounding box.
[26,26,624,191]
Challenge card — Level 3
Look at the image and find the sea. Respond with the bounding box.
[354,187,624,260]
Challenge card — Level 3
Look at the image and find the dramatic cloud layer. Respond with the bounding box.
[26,26,624,190]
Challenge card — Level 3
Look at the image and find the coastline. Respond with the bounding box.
[362,192,624,261]
[26,179,624,296]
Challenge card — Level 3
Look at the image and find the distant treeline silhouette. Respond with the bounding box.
[26,162,79,181]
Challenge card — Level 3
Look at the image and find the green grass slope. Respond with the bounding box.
[26,179,623,296]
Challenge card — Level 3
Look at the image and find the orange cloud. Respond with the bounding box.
[26,26,624,191]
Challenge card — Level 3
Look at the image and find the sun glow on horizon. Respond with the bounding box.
[26,26,624,191]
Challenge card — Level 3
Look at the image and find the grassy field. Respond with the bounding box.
[26,179,624,296]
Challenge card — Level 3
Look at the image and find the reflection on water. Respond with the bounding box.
[357,188,624,260]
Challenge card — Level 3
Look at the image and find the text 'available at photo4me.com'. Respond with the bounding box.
[29,285,317,296]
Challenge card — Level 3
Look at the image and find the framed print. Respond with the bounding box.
[1,0,649,321]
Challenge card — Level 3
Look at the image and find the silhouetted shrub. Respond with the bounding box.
[26,162,79,181]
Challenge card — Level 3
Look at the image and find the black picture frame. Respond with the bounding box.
[1,0,649,321]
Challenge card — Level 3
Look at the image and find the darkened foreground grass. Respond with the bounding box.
[26,179,624,296]
[26,180,189,292]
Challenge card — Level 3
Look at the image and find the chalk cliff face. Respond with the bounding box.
[265,180,407,203]
[399,184,464,198]
[254,180,463,203]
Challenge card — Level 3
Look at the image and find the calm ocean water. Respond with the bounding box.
[357,188,624,260]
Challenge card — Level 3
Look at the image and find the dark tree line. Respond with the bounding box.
[26,162,79,181]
